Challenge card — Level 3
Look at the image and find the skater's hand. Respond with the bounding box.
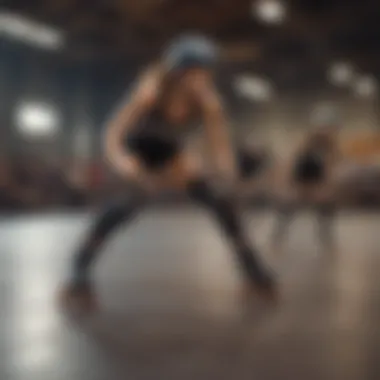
[115,154,141,179]
[136,171,161,195]
[117,156,158,194]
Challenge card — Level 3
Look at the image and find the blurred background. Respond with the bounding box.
[1,0,380,211]
[3,3,380,380]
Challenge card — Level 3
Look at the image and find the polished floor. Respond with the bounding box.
[1,207,380,380]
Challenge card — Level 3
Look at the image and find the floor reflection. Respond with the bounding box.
[1,209,380,379]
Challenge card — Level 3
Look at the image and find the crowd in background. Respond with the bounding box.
[0,158,105,212]
[1,134,380,213]
[0,146,271,212]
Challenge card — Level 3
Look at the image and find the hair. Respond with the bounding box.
[142,62,202,120]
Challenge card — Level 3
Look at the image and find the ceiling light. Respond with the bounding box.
[253,0,286,25]
[15,102,60,138]
[328,62,354,87]
[353,75,378,98]
[234,75,274,102]
[0,11,64,50]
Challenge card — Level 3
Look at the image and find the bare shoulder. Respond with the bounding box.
[133,65,163,103]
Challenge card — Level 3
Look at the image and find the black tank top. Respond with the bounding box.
[293,138,332,182]
[237,149,267,179]
[128,107,198,145]
[123,103,200,169]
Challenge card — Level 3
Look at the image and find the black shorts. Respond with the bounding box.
[126,134,181,170]
[236,149,266,179]
[293,157,325,184]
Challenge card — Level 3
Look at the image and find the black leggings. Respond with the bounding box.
[71,179,271,287]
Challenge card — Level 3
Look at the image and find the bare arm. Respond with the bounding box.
[104,68,161,177]
[200,87,236,179]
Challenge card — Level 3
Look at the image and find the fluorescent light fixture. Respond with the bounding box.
[328,62,354,87]
[253,0,286,25]
[15,102,60,138]
[353,75,378,98]
[234,75,274,102]
[0,11,64,50]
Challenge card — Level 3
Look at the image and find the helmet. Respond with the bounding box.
[163,34,219,72]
